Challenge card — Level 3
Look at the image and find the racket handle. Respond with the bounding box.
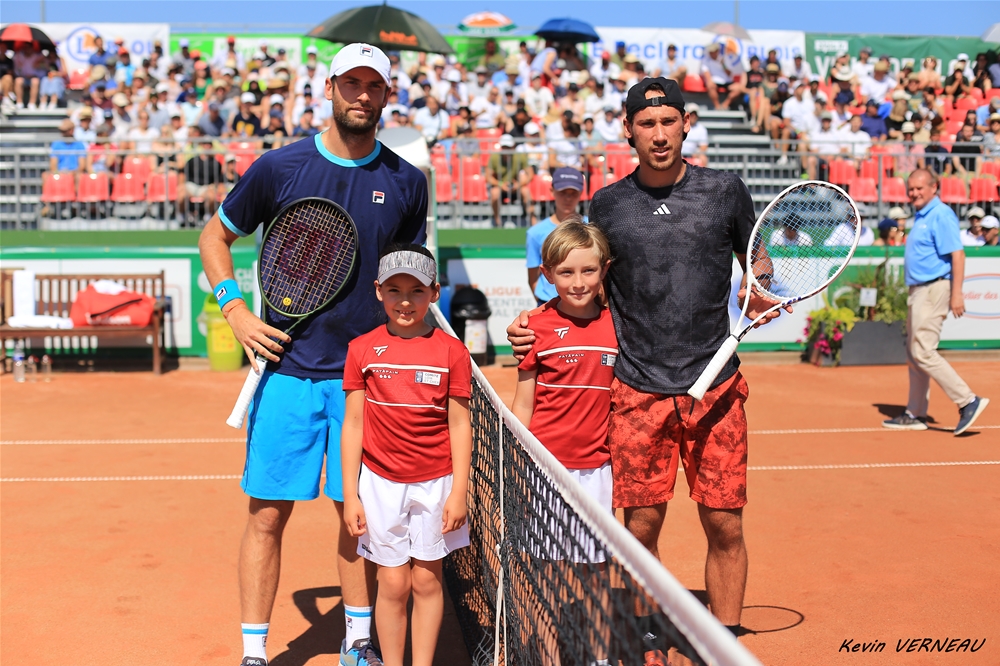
[688,335,740,401]
[226,358,268,429]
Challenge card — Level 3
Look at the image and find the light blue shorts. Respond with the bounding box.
[242,371,345,502]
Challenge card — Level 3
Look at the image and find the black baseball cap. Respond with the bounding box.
[624,77,685,120]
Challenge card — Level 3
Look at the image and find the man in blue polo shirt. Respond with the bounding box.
[883,168,989,435]
[525,167,586,304]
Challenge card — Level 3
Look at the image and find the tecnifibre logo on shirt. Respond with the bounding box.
[373,345,388,356]
[554,326,570,339]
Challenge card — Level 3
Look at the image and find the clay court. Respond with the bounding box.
[1,358,998,666]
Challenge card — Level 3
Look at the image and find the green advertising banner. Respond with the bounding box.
[805,33,997,82]
[171,33,342,70]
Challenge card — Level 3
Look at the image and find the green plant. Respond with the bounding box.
[802,306,858,365]
[835,251,908,325]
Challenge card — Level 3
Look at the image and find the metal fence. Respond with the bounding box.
[2,134,997,231]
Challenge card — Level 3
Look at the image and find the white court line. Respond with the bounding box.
[750,425,1000,435]
[749,460,1000,471]
[0,438,244,446]
[0,474,242,483]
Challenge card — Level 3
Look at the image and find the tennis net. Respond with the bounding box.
[431,305,761,666]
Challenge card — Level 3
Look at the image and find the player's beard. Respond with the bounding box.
[333,100,379,135]
[641,141,677,172]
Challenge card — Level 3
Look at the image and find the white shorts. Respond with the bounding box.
[527,462,613,564]
[357,464,470,567]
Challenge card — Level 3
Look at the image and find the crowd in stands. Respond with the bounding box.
[4,32,998,226]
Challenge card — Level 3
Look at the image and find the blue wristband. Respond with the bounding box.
[214,279,243,309]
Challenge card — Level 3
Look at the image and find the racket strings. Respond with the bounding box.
[751,183,858,300]
[260,200,357,317]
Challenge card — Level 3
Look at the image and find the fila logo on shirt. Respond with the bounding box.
[652,203,671,215]
[361,46,374,57]
[373,345,388,356]
[554,326,570,339]
[372,190,385,204]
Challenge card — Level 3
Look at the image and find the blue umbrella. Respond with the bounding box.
[535,18,600,44]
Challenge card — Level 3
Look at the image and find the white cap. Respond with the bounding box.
[306,45,318,55]
[259,39,268,47]
[980,215,999,229]
[499,134,515,147]
[446,70,461,83]
[330,43,391,86]
[685,102,700,113]
[888,206,907,220]
[966,206,986,219]
[524,121,540,135]
[240,92,256,103]
[269,93,284,105]
[956,52,969,61]
[179,38,190,47]
[155,82,169,94]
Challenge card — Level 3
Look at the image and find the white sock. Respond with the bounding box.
[344,605,373,646]
[241,623,268,660]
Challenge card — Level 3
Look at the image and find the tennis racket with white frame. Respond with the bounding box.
[226,197,359,428]
[688,181,861,400]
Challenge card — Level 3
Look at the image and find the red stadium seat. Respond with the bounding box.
[969,87,984,102]
[529,173,554,202]
[954,97,979,112]
[111,173,145,203]
[683,74,706,93]
[457,156,482,180]
[981,161,1000,179]
[40,172,76,203]
[435,171,453,203]
[945,119,964,136]
[229,141,255,154]
[481,142,500,167]
[146,172,179,202]
[476,128,502,140]
[122,156,151,184]
[68,68,90,91]
[457,172,487,202]
[941,134,956,151]
[850,177,878,203]
[938,177,969,204]
[860,158,891,181]
[987,89,1000,103]
[828,159,857,187]
[234,154,256,176]
[77,172,110,203]
[969,178,998,204]
[946,106,968,122]
[881,177,909,204]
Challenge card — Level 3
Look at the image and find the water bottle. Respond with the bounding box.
[12,343,25,383]
[41,354,52,382]
[26,355,37,382]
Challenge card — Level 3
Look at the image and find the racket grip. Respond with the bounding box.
[226,358,268,429]
[688,335,740,401]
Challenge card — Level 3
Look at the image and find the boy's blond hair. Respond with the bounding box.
[540,216,613,269]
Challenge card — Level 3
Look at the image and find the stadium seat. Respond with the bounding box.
[849,177,878,203]
[122,156,152,184]
[476,128,502,140]
[234,154,256,176]
[68,68,90,91]
[945,120,964,136]
[683,74,706,93]
[435,171,453,203]
[229,141,255,154]
[881,177,909,204]
[828,159,857,186]
[981,161,1000,179]
[481,141,500,167]
[969,87,984,102]
[111,173,146,203]
[987,89,1000,103]
[40,172,76,203]
[77,172,110,203]
[860,158,892,181]
[969,178,998,204]
[529,173,554,202]
[946,106,968,122]
[456,155,482,180]
[457,172,487,202]
[954,97,979,112]
[938,177,969,204]
[146,172,179,202]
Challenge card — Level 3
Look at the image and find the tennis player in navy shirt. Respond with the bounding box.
[199,43,426,666]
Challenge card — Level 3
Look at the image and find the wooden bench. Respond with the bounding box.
[0,272,168,374]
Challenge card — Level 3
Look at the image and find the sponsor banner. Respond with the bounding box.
[41,23,170,70]
[805,33,995,83]
[171,34,340,70]
[446,258,538,349]
[592,27,806,72]
[0,247,256,355]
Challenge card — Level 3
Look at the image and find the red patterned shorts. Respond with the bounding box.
[608,372,749,510]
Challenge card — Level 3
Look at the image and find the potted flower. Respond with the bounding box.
[802,306,858,366]
[836,254,909,366]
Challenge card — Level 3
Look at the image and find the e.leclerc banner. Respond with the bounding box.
[806,33,997,81]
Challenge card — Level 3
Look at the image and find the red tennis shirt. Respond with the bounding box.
[343,326,472,483]
[518,304,617,469]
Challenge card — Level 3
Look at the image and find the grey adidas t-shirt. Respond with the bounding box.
[590,164,755,394]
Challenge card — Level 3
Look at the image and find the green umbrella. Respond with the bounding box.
[307,3,454,54]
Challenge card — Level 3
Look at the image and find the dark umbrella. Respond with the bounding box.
[535,18,600,44]
[0,23,56,50]
[308,4,454,54]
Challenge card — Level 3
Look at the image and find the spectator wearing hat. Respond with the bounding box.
[179,125,223,218]
[953,53,975,81]
[440,69,469,115]
[198,101,226,137]
[548,120,586,171]
[559,82,585,121]
[809,110,844,160]
[860,61,895,104]
[292,85,322,128]
[257,40,275,68]
[471,86,504,130]
[211,36,245,73]
[73,108,97,144]
[961,207,987,246]
[594,106,623,143]
[873,208,907,246]
[653,44,686,84]
[852,47,875,81]
[922,126,951,174]
[826,213,874,246]
[114,49,136,88]
[842,114,873,164]
[681,103,709,168]
[975,97,1000,132]
[773,81,814,164]
[298,45,328,81]
[109,92,133,137]
[980,215,999,246]
[292,108,320,137]
[619,54,642,89]
[525,166,586,301]
[783,53,812,81]
[524,73,555,119]
[88,36,113,68]
[917,56,942,90]
[478,38,507,74]
[467,67,491,100]
[147,83,173,129]
[949,123,982,176]
[943,60,972,104]
[983,112,1000,157]
[412,94,450,147]
[487,134,532,227]
[126,108,159,154]
[609,41,628,69]
[701,42,744,111]
[516,121,549,181]
[885,90,912,139]
[891,121,924,177]
[231,92,263,138]
[859,100,888,141]
[590,51,622,86]
[173,39,195,77]
[50,119,89,175]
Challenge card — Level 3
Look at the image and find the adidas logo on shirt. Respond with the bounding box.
[373,345,388,356]
[554,326,570,339]
[653,203,671,215]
